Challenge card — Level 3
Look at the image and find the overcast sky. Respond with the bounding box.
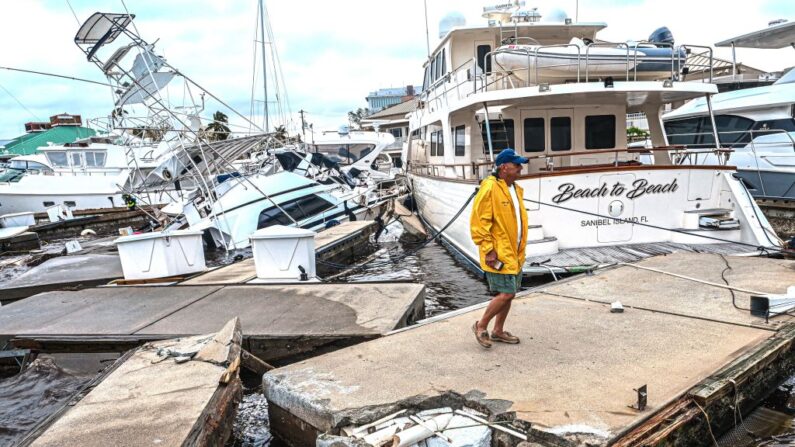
[0,0,793,139]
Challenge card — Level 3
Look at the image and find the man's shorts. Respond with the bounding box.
[485,271,523,294]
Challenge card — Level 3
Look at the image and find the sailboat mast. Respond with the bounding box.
[259,0,269,132]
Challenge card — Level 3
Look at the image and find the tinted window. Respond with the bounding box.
[664,118,701,146]
[550,117,572,151]
[753,118,795,133]
[585,115,616,149]
[257,195,334,229]
[436,130,444,156]
[454,125,465,156]
[523,118,544,152]
[481,119,515,154]
[477,45,492,73]
[703,115,754,147]
[430,130,438,156]
[71,152,82,166]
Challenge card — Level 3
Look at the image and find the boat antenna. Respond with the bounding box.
[259,0,269,133]
[423,0,431,57]
[575,0,579,22]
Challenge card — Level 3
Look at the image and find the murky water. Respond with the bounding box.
[0,357,97,445]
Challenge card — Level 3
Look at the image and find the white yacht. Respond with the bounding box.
[0,135,183,214]
[405,5,781,275]
[663,20,795,201]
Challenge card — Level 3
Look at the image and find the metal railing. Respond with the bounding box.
[417,41,708,120]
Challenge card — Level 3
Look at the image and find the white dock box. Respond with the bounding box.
[114,230,206,280]
[0,212,35,228]
[250,225,316,281]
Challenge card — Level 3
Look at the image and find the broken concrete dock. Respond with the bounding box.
[0,282,424,364]
[262,252,795,446]
[24,318,243,447]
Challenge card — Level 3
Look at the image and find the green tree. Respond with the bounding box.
[204,111,231,141]
[347,107,370,129]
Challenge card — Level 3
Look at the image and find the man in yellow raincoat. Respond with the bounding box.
[470,149,528,348]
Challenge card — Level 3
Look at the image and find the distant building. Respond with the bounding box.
[361,98,418,168]
[1,113,96,156]
[365,85,416,112]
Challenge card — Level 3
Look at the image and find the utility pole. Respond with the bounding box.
[299,109,307,142]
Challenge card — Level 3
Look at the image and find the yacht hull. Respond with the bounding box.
[409,166,778,275]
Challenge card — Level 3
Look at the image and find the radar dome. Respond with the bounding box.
[439,12,466,38]
[540,8,568,23]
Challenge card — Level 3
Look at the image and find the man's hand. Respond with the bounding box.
[485,250,498,269]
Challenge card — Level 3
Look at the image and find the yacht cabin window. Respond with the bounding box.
[585,115,616,149]
[453,125,466,156]
[523,118,545,152]
[71,152,83,167]
[550,117,572,151]
[85,151,107,167]
[481,119,515,154]
[430,129,444,156]
[389,128,403,138]
[47,151,68,167]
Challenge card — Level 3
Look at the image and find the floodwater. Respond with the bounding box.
[0,356,107,445]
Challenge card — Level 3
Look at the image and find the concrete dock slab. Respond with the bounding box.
[0,254,123,303]
[28,319,242,447]
[548,253,795,328]
[262,253,795,445]
[1,282,425,363]
[183,220,378,285]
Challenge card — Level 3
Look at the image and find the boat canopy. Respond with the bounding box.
[74,12,135,45]
[715,20,795,49]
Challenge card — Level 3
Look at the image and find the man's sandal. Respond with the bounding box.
[491,331,520,344]
[472,321,492,348]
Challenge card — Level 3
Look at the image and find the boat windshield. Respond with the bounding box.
[0,168,26,183]
[308,144,376,166]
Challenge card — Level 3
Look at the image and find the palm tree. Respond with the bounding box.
[204,111,231,141]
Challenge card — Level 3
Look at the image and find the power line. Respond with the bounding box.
[0,81,42,122]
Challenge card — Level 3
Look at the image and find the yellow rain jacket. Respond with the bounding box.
[470,175,528,274]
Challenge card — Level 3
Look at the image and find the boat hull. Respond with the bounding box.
[409,166,778,274]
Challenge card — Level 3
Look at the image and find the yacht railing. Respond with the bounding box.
[418,41,710,119]
[406,145,719,181]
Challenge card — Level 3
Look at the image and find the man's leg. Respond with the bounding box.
[476,292,513,333]
[492,293,515,335]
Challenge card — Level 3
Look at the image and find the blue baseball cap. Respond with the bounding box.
[494,148,528,166]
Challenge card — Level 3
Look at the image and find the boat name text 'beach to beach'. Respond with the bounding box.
[552,178,680,203]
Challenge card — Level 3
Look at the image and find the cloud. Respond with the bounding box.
[0,0,792,140]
